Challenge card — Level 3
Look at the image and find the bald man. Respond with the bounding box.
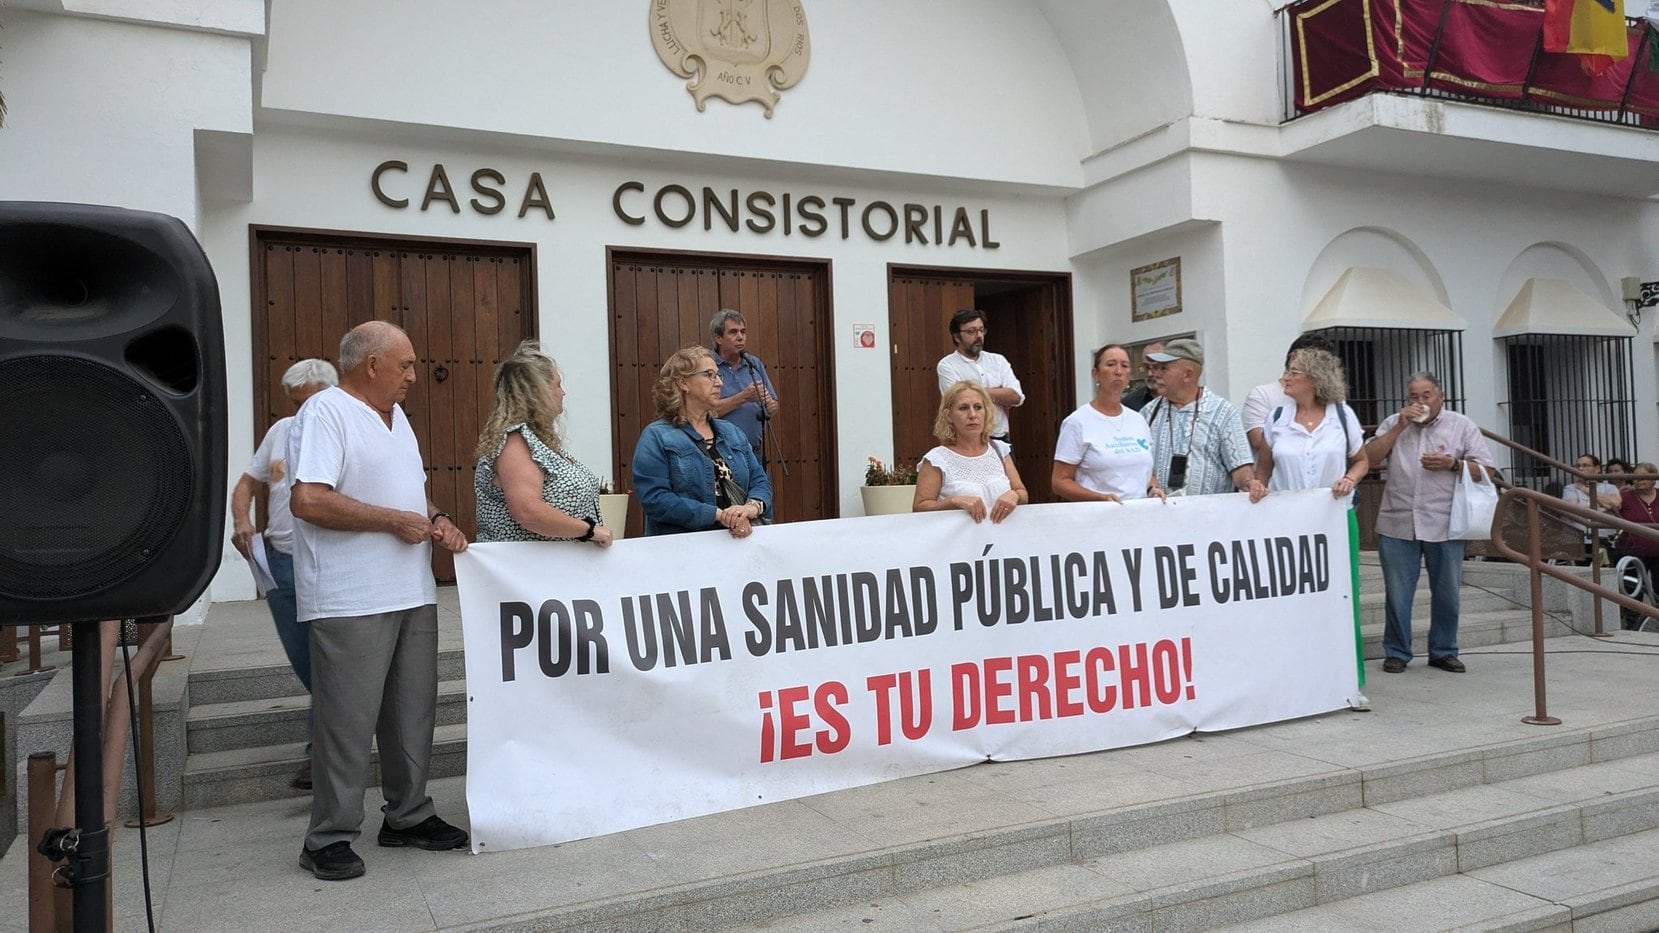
[289,321,470,880]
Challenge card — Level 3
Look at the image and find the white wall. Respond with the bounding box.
[1070,222,1224,404]
[1199,156,1656,442]
[0,8,255,214]
[260,0,1091,190]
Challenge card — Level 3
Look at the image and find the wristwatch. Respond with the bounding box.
[578,517,597,541]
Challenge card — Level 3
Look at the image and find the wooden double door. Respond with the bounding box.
[251,227,536,581]
[607,248,838,533]
[888,266,1074,504]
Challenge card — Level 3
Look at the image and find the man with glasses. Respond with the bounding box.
[1121,341,1164,413]
[1562,453,1621,560]
[1362,371,1495,674]
[1141,338,1263,500]
[937,308,1024,448]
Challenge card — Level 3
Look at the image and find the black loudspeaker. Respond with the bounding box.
[0,202,226,626]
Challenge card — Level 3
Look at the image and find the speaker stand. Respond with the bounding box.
[36,621,110,933]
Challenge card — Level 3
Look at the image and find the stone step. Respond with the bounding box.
[179,721,469,810]
[1218,828,1659,933]
[184,678,468,753]
[733,753,1659,932]
[186,647,467,706]
[458,719,1659,932]
[1357,607,1572,661]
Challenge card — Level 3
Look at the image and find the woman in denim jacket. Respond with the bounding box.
[632,346,774,537]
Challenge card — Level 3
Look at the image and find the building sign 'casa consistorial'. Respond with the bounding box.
[650,0,810,118]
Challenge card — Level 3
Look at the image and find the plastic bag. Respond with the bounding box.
[1448,461,1499,541]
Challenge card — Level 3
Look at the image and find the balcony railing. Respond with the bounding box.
[1281,0,1659,128]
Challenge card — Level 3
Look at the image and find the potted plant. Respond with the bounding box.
[860,457,918,516]
[598,480,631,540]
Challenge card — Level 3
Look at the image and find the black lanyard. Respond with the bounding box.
[1156,387,1203,460]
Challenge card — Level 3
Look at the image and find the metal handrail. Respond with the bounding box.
[1468,429,1659,726]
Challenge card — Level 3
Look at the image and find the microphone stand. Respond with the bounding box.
[745,354,789,477]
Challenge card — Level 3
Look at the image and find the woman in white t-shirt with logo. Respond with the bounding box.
[1255,347,1368,499]
[1051,344,1162,502]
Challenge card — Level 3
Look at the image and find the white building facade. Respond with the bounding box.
[3,0,1655,603]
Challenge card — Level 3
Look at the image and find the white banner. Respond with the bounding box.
[456,491,1361,853]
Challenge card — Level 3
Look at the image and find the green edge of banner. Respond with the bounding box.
[1349,507,1365,689]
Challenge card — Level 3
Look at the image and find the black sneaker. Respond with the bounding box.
[377,815,468,851]
[299,841,365,880]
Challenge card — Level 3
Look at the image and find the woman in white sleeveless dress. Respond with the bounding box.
[914,380,1028,523]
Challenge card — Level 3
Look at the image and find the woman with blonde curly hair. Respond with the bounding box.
[1254,347,1367,500]
[474,340,612,546]
[914,380,1028,523]
[632,346,773,537]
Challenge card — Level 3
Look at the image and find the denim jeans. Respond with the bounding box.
[1377,533,1466,662]
[265,546,313,752]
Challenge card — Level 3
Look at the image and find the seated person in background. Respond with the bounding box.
[1053,344,1162,503]
[915,380,1028,524]
[1561,453,1620,556]
[1606,456,1634,491]
[1615,462,1659,630]
[1254,347,1367,500]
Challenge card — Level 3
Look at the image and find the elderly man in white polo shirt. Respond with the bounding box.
[288,320,470,881]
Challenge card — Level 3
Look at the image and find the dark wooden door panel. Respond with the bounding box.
[887,268,1073,505]
[253,229,535,583]
[608,250,838,535]
[888,275,975,470]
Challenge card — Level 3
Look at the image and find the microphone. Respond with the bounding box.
[741,351,770,421]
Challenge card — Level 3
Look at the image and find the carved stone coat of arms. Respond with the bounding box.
[650,0,811,117]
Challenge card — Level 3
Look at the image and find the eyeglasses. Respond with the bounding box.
[689,369,721,382]
[958,326,987,337]
[1282,369,1308,378]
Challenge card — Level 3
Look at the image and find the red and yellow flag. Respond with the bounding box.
[1544,0,1629,75]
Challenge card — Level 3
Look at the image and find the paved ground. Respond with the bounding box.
[1,586,1655,932]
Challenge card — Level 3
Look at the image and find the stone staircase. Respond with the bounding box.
[180,647,469,808]
[730,720,1659,932]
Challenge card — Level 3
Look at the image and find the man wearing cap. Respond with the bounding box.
[1141,338,1264,500]
[937,308,1024,447]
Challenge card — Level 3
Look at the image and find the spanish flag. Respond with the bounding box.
[1544,0,1628,74]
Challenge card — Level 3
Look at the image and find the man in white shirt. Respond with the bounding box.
[229,358,338,791]
[289,321,470,881]
[936,309,1024,446]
